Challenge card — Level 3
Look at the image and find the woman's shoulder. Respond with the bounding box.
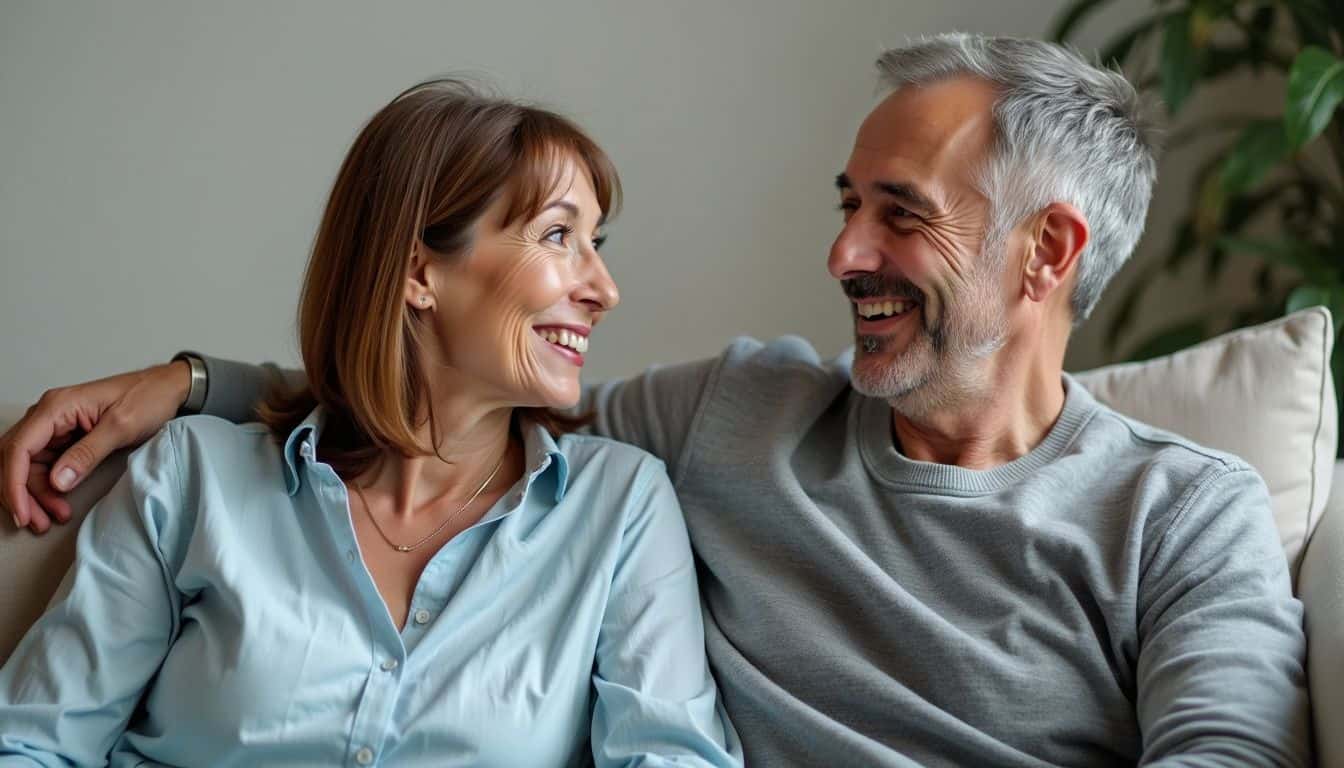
[148,415,286,484]
[550,433,682,531]
[554,431,668,478]
[164,414,275,450]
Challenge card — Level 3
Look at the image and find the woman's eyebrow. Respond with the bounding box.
[540,200,580,217]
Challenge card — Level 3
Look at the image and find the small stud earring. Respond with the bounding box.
[419,296,430,307]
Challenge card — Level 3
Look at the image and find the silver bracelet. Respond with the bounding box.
[173,354,209,415]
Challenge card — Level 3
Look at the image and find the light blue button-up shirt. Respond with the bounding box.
[0,409,741,767]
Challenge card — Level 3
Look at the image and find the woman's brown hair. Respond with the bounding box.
[259,79,621,479]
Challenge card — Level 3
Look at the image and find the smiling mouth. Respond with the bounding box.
[533,326,589,361]
[854,299,919,323]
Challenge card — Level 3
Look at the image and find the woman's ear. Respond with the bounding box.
[405,242,435,311]
[1022,202,1089,305]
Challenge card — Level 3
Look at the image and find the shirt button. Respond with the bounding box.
[380,658,399,671]
[346,549,357,563]
[354,746,374,765]
[413,609,431,625]
[300,441,314,458]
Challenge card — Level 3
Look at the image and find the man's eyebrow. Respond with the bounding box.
[834,173,939,216]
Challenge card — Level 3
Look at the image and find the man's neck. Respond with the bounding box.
[890,349,1067,470]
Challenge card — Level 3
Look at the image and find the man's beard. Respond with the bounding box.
[844,264,1008,418]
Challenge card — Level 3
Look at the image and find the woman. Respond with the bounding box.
[0,80,742,767]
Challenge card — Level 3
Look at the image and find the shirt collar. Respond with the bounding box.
[281,405,569,502]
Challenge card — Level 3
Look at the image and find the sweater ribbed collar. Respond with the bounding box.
[857,373,1099,495]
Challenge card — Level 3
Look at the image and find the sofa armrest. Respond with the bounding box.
[1300,459,1344,766]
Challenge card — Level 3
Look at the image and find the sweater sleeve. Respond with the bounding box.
[1135,464,1311,767]
[581,354,723,479]
[186,352,303,424]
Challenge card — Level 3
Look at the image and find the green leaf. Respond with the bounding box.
[1217,235,1340,283]
[1127,320,1209,362]
[1161,11,1202,114]
[1193,170,1227,240]
[1285,283,1344,315]
[1049,0,1116,42]
[1219,119,1290,195]
[1284,46,1344,149]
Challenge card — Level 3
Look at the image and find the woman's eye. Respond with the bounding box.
[544,225,571,245]
[592,234,607,251]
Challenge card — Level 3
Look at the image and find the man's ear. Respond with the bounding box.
[405,242,436,311]
[1023,202,1089,305]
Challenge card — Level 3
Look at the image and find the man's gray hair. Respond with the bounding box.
[877,33,1160,322]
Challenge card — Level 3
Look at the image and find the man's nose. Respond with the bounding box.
[827,217,885,280]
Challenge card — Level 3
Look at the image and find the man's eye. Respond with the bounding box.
[837,200,859,215]
[888,206,914,219]
[592,234,608,251]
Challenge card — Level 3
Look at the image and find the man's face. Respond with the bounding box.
[829,77,1010,412]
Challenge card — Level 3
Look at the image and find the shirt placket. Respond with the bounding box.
[301,442,407,768]
[293,432,555,766]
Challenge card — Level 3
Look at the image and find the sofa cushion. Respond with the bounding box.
[0,403,128,663]
[1074,307,1337,577]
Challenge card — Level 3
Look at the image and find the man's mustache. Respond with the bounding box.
[841,274,924,303]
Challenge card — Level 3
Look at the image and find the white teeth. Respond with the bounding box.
[537,328,588,354]
[857,300,914,319]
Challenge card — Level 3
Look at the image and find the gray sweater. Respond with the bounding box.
[202,336,1310,766]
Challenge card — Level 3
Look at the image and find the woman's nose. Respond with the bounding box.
[576,253,619,314]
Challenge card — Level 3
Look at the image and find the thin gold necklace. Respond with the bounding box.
[350,451,507,553]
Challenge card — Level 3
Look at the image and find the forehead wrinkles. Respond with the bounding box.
[851,81,997,202]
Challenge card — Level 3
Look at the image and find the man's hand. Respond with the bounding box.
[1,362,191,533]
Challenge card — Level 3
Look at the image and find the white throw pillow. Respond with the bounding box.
[1073,307,1337,577]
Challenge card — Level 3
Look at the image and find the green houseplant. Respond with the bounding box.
[1051,0,1344,396]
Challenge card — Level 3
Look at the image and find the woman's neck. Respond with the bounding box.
[355,395,521,523]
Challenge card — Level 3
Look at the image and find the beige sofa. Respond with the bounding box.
[2,308,1342,764]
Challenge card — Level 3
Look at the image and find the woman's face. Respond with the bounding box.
[411,157,618,411]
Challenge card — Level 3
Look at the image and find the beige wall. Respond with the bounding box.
[1,0,1151,402]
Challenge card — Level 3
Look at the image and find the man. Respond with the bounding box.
[1,34,1310,766]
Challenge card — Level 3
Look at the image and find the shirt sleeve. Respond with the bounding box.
[1136,465,1312,767]
[188,352,303,424]
[589,459,743,768]
[582,355,723,479]
[0,427,185,765]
